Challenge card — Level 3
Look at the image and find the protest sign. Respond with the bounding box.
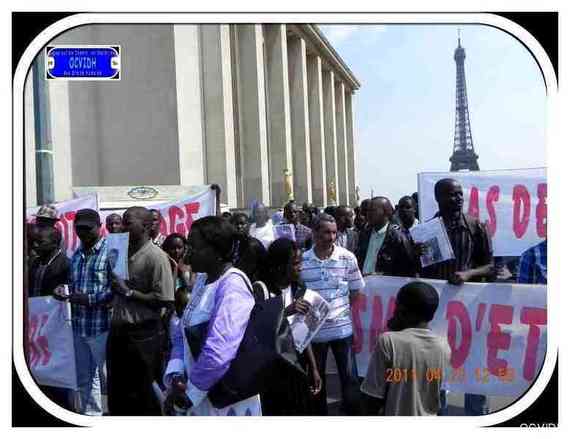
[288,289,330,352]
[409,217,455,267]
[352,275,547,397]
[274,224,296,241]
[100,186,216,239]
[27,297,77,390]
[418,168,547,256]
[26,194,98,257]
[106,232,129,279]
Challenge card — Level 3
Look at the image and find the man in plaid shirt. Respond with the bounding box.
[518,240,547,284]
[282,200,313,250]
[57,209,113,415]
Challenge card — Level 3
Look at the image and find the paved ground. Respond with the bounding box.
[326,374,516,416]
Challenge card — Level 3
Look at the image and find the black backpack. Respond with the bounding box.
[185,271,305,409]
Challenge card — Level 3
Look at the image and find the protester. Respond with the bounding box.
[411,192,420,220]
[29,226,73,411]
[105,213,123,234]
[162,233,193,291]
[299,213,365,415]
[356,199,371,232]
[249,203,276,250]
[282,200,313,250]
[334,205,359,254]
[271,208,284,225]
[420,178,495,416]
[356,197,392,275]
[230,212,268,283]
[29,227,69,297]
[34,204,60,230]
[54,208,112,416]
[150,209,166,247]
[252,238,322,415]
[518,239,547,284]
[107,206,174,415]
[302,203,319,229]
[361,281,449,416]
[395,195,419,232]
[163,216,261,416]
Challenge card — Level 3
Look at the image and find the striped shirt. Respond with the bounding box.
[69,237,112,337]
[299,245,365,343]
[421,213,493,281]
[518,240,547,284]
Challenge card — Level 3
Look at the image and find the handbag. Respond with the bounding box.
[185,271,305,409]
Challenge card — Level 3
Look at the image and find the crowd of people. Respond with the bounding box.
[25,178,547,417]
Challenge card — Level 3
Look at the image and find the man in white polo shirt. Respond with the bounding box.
[299,213,365,415]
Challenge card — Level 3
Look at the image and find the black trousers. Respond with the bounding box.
[106,321,165,416]
[311,335,360,415]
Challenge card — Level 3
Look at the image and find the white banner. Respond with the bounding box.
[352,276,547,397]
[26,194,99,257]
[100,187,216,238]
[418,168,547,256]
[27,297,78,390]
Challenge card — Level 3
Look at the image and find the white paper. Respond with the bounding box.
[106,232,130,279]
[273,224,296,241]
[409,218,455,268]
[287,289,331,352]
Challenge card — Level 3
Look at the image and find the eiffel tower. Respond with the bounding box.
[450,31,480,171]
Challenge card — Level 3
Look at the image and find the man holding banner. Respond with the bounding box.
[419,178,495,415]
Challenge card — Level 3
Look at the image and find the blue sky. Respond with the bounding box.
[319,24,547,204]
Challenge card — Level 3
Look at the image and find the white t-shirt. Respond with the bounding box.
[249,222,276,250]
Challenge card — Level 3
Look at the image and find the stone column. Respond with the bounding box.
[174,25,206,187]
[307,54,326,207]
[335,81,349,205]
[263,24,293,207]
[200,24,238,207]
[25,69,37,206]
[322,68,338,205]
[48,80,73,201]
[345,91,357,206]
[235,24,270,207]
[287,36,312,204]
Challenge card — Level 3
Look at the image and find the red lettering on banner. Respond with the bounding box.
[520,307,547,381]
[369,296,383,353]
[64,211,79,253]
[487,304,513,376]
[446,301,472,368]
[184,202,200,231]
[159,215,168,237]
[536,183,547,238]
[513,185,531,238]
[467,187,480,220]
[168,206,186,235]
[27,313,52,367]
[351,293,367,354]
[486,186,500,237]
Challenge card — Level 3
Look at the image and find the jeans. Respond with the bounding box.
[312,335,360,415]
[73,331,108,415]
[464,393,489,416]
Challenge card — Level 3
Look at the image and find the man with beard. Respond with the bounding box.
[361,281,449,416]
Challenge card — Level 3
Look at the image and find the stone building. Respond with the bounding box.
[25,24,360,209]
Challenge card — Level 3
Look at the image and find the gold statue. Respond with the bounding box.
[328,181,337,205]
[283,169,294,201]
[355,185,361,206]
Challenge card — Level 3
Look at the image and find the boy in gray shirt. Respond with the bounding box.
[361,281,450,416]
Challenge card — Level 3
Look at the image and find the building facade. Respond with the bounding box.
[25,24,360,209]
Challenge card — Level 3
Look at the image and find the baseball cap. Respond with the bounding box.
[35,204,59,220]
[74,209,101,227]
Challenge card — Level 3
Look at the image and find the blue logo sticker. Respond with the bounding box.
[46,46,121,80]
